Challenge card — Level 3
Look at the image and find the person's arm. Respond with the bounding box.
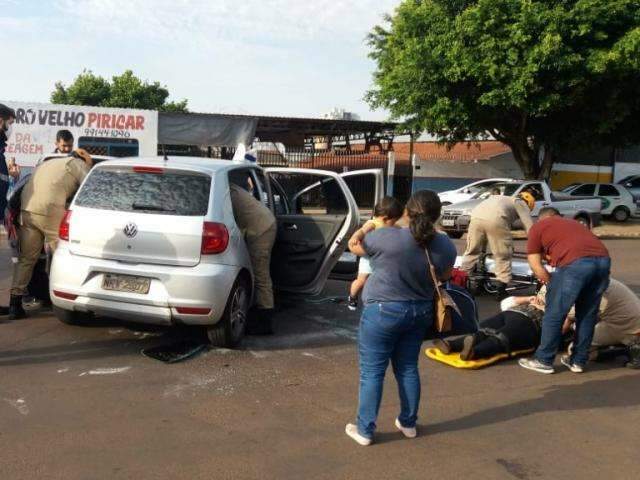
[513,295,537,306]
[515,200,534,233]
[528,253,551,284]
[348,220,376,256]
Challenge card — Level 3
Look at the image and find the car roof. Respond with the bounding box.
[94,156,256,175]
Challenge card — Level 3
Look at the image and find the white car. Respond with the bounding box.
[49,156,382,347]
[438,178,512,205]
[562,182,640,222]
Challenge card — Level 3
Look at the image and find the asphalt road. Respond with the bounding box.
[1,240,639,480]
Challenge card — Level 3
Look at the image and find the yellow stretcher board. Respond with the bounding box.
[425,347,535,369]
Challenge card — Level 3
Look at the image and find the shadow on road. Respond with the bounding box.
[426,373,640,436]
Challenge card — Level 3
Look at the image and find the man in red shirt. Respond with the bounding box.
[519,207,611,374]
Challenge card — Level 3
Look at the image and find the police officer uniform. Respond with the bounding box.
[229,183,277,333]
[9,153,91,318]
[460,193,535,295]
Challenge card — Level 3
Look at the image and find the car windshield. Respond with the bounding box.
[75,167,211,216]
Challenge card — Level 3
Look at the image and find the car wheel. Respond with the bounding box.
[53,306,93,325]
[448,232,464,239]
[207,277,249,348]
[612,207,630,223]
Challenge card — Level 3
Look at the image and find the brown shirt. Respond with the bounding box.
[229,184,276,238]
[527,215,609,267]
[21,156,90,217]
[471,196,534,232]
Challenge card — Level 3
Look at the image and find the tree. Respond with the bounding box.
[51,70,188,113]
[367,0,640,179]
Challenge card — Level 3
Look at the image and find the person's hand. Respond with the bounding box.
[7,158,20,178]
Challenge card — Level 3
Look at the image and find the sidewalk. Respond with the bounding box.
[513,219,640,239]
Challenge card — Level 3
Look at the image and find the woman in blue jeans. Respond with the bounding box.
[345,190,457,445]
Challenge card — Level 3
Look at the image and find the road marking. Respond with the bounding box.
[2,397,28,415]
[57,367,70,373]
[78,367,131,376]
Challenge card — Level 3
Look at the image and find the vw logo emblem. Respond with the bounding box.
[123,222,138,238]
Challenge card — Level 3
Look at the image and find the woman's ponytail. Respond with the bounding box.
[406,190,442,248]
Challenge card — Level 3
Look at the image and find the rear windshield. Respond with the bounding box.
[75,168,211,216]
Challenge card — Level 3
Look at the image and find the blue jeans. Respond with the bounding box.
[357,300,433,439]
[535,257,611,367]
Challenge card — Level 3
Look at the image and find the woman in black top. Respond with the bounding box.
[435,293,545,360]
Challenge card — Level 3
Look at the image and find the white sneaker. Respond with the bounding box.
[345,423,372,446]
[395,418,417,438]
[518,358,555,374]
[561,355,584,373]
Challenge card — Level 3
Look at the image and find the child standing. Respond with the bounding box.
[348,196,404,310]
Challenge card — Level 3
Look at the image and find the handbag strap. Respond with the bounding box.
[425,248,443,299]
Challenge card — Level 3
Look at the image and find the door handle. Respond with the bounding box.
[284,223,298,231]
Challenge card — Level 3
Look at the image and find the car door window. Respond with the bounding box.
[228,169,261,202]
[570,184,596,196]
[265,169,357,295]
[630,177,640,188]
[340,170,384,222]
[597,184,619,197]
[250,169,270,207]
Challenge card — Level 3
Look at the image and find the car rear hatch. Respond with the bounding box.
[68,165,212,267]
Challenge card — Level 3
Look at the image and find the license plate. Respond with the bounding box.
[102,274,151,294]
[442,218,456,227]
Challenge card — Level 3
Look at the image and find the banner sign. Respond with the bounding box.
[2,101,158,166]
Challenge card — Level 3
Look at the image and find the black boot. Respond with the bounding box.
[626,344,640,370]
[246,308,274,336]
[8,295,27,320]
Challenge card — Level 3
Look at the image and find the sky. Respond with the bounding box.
[2,0,400,120]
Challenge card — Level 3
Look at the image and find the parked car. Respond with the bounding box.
[617,175,640,200]
[440,180,603,238]
[438,178,513,205]
[49,157,383,347]
[562,183,639,222]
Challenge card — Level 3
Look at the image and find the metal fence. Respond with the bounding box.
[156,144,415,204]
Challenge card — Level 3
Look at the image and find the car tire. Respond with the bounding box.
[448,232,464,239]
[207,277,250,348]
[612,207,630,223]
[53,306,93,325]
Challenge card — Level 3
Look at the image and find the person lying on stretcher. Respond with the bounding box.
[433,288,550,361]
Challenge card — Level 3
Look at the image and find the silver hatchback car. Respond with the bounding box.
[50,156,383,347]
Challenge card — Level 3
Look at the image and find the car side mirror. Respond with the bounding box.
[626,183,633,188]
[463,188,471,194]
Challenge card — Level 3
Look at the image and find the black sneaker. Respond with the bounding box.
[347,296,358,311]
[460,335,477,361]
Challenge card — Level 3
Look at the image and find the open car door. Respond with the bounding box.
[330,169,386,280]
[265,168,359,296]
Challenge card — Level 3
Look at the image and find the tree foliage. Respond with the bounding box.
[51,70,188,113]
[367,0,640,178]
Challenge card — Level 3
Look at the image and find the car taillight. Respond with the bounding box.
[201,222,229,254]
[59,210,72,241]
